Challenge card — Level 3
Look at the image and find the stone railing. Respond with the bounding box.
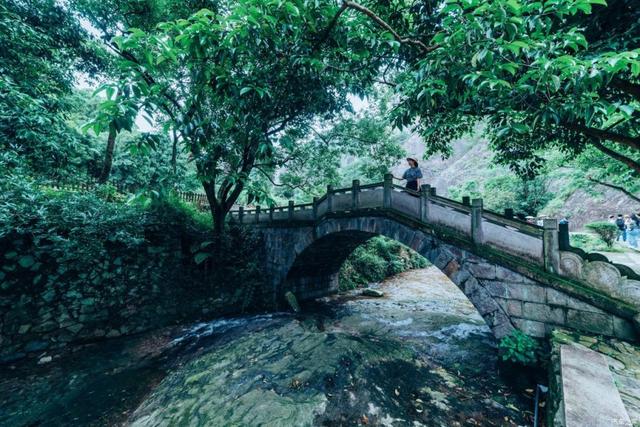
[229,174,640,316]
[229,174,552,267]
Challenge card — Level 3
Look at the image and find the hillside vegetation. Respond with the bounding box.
[401,132,640,230]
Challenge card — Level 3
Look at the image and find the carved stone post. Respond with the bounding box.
[288,200,294,220]
[383,173,392,209]
[255,205,261,224]
[543,218,560,273]
[462,196,470,206]
[504,208,514,219]
[558,222,570,250]
[352,179,360,209]
[312,197,318,220]
[471,198,484,244]
[238,206,244,225]
[269,206,274,222]
[420,184,430,222]
[327,185,334,212]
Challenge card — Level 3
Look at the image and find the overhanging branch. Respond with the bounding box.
[587,177,640,203]
[343,1,438,53]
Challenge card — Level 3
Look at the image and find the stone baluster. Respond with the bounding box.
[288,200,294,220]
[383,173,392,209]
[504,208,514,219]
[238,206,244,225]
[471,198,484,244]
[558,221,570,250]
[312,197,318,220]
[420,184,431,222]
[255,205,261,224]
[269,206,274,222]
[327,185,334,212]
[543,218,560,273]
[462,196,470,206]
[352,179,360,209]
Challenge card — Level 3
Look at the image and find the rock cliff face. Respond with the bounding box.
[393,132,639,230]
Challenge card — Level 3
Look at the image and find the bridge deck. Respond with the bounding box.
[229,177,640,330]
[230,179,549,267]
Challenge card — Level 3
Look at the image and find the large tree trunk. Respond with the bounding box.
[98,124,117,183]
[202,180,226,236]
[171,129,178,175]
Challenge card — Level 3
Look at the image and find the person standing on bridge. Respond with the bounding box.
[400,157,423,192]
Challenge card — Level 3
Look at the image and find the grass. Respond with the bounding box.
[570,232,626,253]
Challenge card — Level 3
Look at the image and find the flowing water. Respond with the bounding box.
[1,267,534,426]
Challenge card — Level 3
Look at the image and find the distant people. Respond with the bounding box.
[616,214,627,242]
[628,220,639,249]
[525,216,536,225]
[400,157,423,192]
[632,213,640,227]
[559,216,569,225]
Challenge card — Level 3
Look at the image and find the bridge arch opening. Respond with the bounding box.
[281,219,516,340]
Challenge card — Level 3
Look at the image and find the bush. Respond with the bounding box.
[498,330,539,366]
[338,236,428,290]
[585,221,619,248]
[0,176,260,307]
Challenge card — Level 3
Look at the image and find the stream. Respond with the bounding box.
[1,267,535,426]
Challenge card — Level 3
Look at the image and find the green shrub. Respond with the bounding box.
[338,236,428,290]
[498,330,539,366]
[0,176,261,309]
[569,232,622,253]
[584,221,619,248]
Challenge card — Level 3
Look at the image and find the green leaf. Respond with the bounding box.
[240,87,252,96]
[18,255,35,269]
[194,252,211,265]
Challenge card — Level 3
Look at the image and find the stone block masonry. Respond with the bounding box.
[259,215,638,342]
[548,329,639,427]
[0,235,265,363]
[236,179,640,341]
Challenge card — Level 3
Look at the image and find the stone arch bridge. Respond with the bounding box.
[230,176,640,341]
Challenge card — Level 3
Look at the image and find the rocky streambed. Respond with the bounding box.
[1,267,536,426]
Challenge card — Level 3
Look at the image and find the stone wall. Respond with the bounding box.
[548,329,640,426]
[261,216,638,341]
[0,233,251,363]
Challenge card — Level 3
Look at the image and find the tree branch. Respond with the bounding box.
[564,122,640,151]
[590,139,640,174]
[255,166,310,190]
[343,1,439,53]
[312,3,348,52]
[587,177,640,203]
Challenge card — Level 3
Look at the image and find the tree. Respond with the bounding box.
[585,221,618,247]
[263,94,406,203]
[336,0,640,178]
[72,0,225,180]
[0,1,104,178]
[95,0,387,233]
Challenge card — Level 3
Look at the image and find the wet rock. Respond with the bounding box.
[285,291,301,312]
[24,340,48,352]
[38,355,52,365]
[362,289,384,298]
